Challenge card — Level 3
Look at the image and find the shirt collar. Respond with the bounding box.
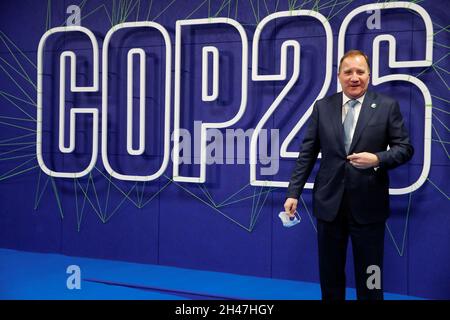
[342,92,366,107]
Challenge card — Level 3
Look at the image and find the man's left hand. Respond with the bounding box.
[347,152,379,169]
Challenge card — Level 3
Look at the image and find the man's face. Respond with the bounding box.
[338,55,370,99]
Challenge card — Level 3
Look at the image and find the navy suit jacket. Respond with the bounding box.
[286,91,414,224]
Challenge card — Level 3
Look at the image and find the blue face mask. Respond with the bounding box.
[278,210,301,228]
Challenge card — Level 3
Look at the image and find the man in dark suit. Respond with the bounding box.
[284,50,413,300]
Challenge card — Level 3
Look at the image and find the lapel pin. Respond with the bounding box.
[371,103,377,109]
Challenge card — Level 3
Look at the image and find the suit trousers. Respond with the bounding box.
[317,191,385,300]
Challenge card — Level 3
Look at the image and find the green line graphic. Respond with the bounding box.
[386,192,413,257]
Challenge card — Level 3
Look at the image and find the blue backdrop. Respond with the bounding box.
[0,0,448,299]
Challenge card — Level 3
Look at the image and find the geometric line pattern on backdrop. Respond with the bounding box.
[0,0,448,258]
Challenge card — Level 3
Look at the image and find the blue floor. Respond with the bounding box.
[0,249,422,300]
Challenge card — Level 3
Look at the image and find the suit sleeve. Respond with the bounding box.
[375,101,414,170]
[286,102,321,199]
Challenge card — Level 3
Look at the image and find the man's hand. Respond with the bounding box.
[347,152,379,169]
[284,198,298,216]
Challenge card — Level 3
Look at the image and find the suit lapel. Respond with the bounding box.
[348,91,377,154]
[330,92,346,155]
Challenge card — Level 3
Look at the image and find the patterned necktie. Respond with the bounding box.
[343,99,358,154]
